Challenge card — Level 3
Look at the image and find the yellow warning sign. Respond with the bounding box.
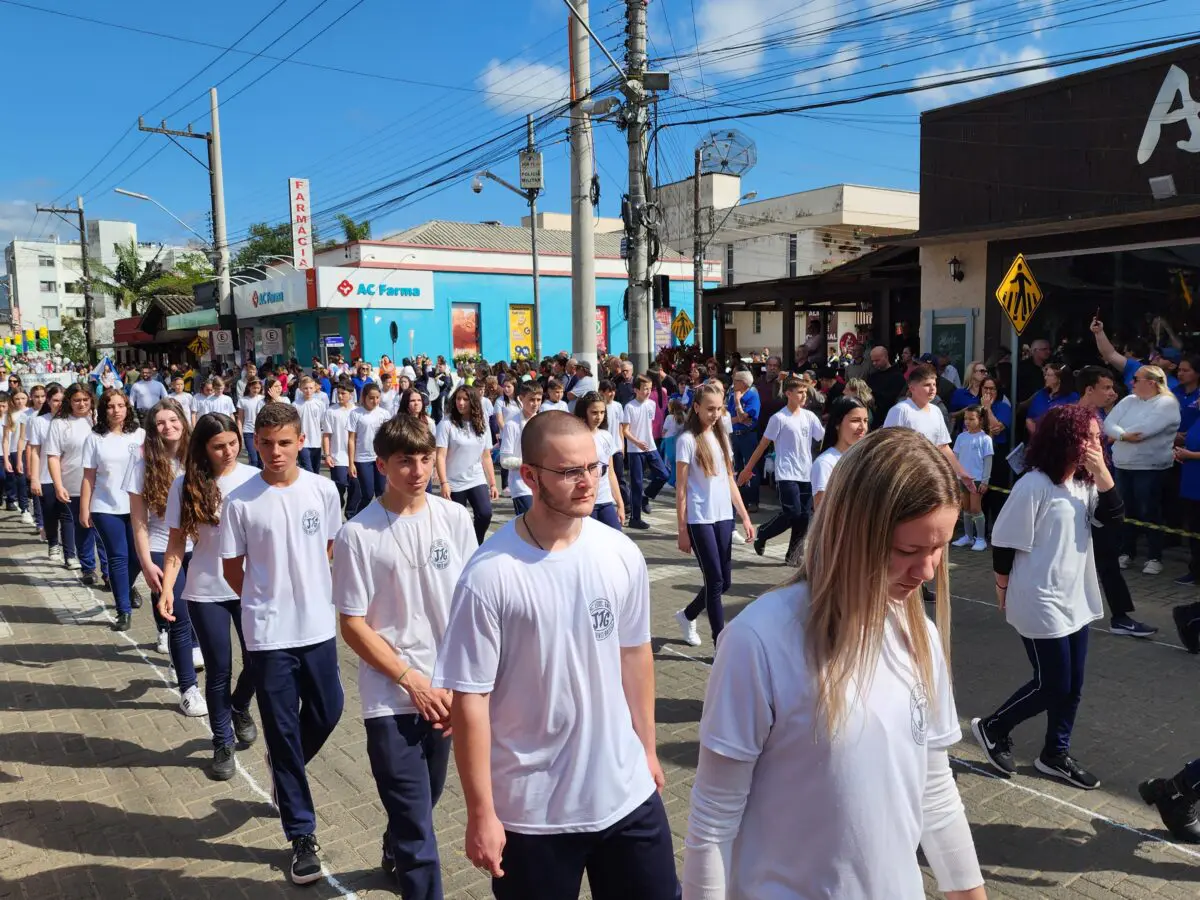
[995,254,1043,335]
[188,334,210,357]
[671,309,694,343]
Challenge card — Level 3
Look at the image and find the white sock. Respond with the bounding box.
[961,513,974,539]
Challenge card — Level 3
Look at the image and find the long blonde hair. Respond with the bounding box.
[684,382,732,477]
[795,428,957,736]
[1136,364,1172,397]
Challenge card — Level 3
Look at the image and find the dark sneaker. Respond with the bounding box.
[81,570,97,587]
[290,834,322,885]
[971,718,1016,776]
[1035,754,1100,790]
[110,613,132,633]
[232,707,258,746]
[1174,604,1200,654]
[1175,573,1197,586]
[752,537,765,557]
[381,840,396,877]
[211,744,236,781]
[745,504,759,514]
[130,588,142,609]
[1139,778,1200,843]
[627,519,650,530]
[642,500,652,514]
[1109,617,1158,638]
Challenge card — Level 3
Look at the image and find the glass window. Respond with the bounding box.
[753,311,762,334]
[38,255,54,267]
[788,234,798,278]
[39,281,56,293]
[725,245,734,286]
[40,306,57,319]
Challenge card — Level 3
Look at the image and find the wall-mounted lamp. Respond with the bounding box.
[948,256,965,282]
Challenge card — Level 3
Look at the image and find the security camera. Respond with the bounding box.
[471,177,483,194]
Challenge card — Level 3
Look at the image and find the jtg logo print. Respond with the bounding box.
[589,598,615,641]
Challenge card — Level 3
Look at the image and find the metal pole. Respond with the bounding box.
[77,196,94,364]
[1009,321,1020,448]
[208,88,231,318]
[693,147,703,351]
[527,115,543,361]
[624,0,650,374]
[569,1,597,368]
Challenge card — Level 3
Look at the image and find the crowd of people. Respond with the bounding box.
[1,323,1199,898]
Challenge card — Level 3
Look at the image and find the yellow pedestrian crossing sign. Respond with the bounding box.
[995,254,1043,335]
[672,309,694,343]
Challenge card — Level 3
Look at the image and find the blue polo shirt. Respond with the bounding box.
[1174,384,1200,433]
[1123,357,1179,391]
[1183,417,1200,501]
[1027,388,1079,424]
[727,386,760,434]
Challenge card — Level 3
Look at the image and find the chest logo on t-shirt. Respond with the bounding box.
[429,538,451,570]
[301,509,322,536]
[589,598,615,641]
[909,682,929,746]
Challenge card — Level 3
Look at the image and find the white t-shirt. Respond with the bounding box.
[540,399,568,414]
[699,583,960,900]
[349,406,392,463]
[208,394,236,418]
[662,416,685,440]
[379,389,400,416]
[322,405,355,467]
[333,497,477,719]
[677,430,734,525]
[81,430,145,515]
[604,401,625,445]
[294,397,325,449]
[810,447,843,496]
[991,470,1104,639]
[764,407,825,483]
[623,398,656,453]
[44,416,95,496]
[435,417,489,492]
[4,411,24,454]
[432,518,656,834]
[192,393,213,417]
[498,414,531,499]
[593,429,618,506]
[882,398,951,447]
[952,430,994,482]
[237,395,263,432]
[26,414,54,485]
[123,454,191,554]
[219,470,343,651]
[165,463,258,603]
[169,392,194,421]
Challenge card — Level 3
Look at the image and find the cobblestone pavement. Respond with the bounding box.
[1,487,1199,899]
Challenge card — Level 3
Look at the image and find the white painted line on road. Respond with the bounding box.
[0,608,11,639]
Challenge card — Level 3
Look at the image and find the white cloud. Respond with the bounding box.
[794,43,863,91]
[694,0,839,74]
[911,45,1054,109]
[477,59,571,116]
[950,2,974,26]
[0,200,41,275]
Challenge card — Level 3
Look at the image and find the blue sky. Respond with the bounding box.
[1,0,1198,269]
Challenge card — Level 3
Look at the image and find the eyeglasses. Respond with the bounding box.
[527,462,608,482]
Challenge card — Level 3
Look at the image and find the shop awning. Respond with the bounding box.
[113,316,154,346]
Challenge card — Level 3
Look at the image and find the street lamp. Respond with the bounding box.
[710,191,758,242]
[113,188,211,247]
[474,169,543,360]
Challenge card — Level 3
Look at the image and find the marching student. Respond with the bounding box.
[199,376,237,421]
[433,411,676,900]
[236,378,264,467]
[951,406,994,552]
[45,384,100,578]
[622,374,671,530]
[323,380,361,516]
[883,364,976,492]
[378,371,400,415]
[673,382,756,648]
[735,376,824,564]
[539,378,568,413]
[3,388,30,519]
[27,386,67,557]
[1139,758,1200,844]
[263,376,292,406]
[810,396,869,509]
[219,402,345,886]
[599,379,630,512]
[574,391,626,530]
[19,385,46,531]
[399,388,436,434]
[682,428,984,900]
[169,375,194,426]
[497,380,543,516]
[161,413,259,781]
[435,385,498,545]
[80,389,146,631]
[335,415,478,897]
[126,399,206,716]
[294,377,326,475]
[349,383,392,511]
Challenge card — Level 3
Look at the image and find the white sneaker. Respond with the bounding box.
[65,557,81,571]
[1118,554,1131,570]
[675,610,702,647]
[20,511,33,526]
[156,630,170,655]
[501,487,511,498]
[971,537,988,552]
[1142,559,1163,575]
[192,646,205,672]
[731,530,746,544]
[952,535,973,547]
[179,684,209,718]
[48,546,63,562]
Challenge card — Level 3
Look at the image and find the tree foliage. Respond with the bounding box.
[56,317,88,363]
[336,214,371,242]
[232,222,294,270]
[90,241,214,316]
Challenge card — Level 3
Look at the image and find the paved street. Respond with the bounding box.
[1,490,1200,899]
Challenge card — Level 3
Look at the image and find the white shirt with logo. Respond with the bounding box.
[349,406,393,463]
[676,430,734,525]
[604,401,625,445]
[435,417,489,492]
[623,398,656,454]
[219,469,343,651]
[433,518,656,834]
[81,430,145,515]
[44,416,95,496]
[764,407,825,483]
[238,395,264,432]
[333,497,477,719]
[322,405,355,467]
[165,463,259,603]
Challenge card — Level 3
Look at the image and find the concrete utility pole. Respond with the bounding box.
[624,0,651,374]
[139,86,231,319]
[527,114,544,361]
[693,147,704,352]
[568,0,598,369]
[36,197,94,364]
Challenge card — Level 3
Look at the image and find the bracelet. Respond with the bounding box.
[995,582,1008,591]
[395,666,412,686]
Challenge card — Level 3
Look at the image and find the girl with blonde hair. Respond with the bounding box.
[683,427,985,899]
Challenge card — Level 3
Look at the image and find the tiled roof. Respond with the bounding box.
[149,294,196,316]
[381,219,686,260]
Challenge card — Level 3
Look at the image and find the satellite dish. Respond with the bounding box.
[698,130,757,176]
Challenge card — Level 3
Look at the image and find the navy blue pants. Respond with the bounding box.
[67,495,99,573]
[6,453,28,511]
[299,447,322,474]
[330,465,361,518]
[1115,467,1164,561]
[493,793,678,900]
[365,714,452,899]
[731,431,760,507]
[92,512,141,615]
[149,551,198,693]
[189,598,255,749]
[591,502,622,531]
[683,520,734,640]
[451,483,493,546]
[512,494,532,517]
[250,638,344,839]
[41,488,72,553]
[756,479,811,564]
[984,625,1089,759]
[611,451,631,510]
[32,494,42,529]
[354,463,386,517]
[627,450,669,525]
[243,433,261,468]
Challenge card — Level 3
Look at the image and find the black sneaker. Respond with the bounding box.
[110,613,132,633]
[1174,604,1200,654]
[81,570,97,587]
[752,537,765,557]
[1035,753,1100,790]
[627,519,650,530]
[130,588,142,609]
[380,840,396,877]
[1139,778,1200,843]
[1175,573,1197,586]
[290,834,322,885]
[970,717,1016,776]
[232,707,258,746]
[1109,617,1158,638]
[211,744,236,781]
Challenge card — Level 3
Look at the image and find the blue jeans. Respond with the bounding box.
[7,453,28,511]
[364,714,452,899]
[731,431,760,507]
[32,494,43,529]
[1115,468,1165,561]
[627,450,670,525]
[243,433,261,468]
[683,520,734,640]
[299,447,322,474]
[149,550,198,692]
[41,488,72,553]
[250,638,344,840]
[330,465,361,518]
[66,495,98,573]
[591,502,623,531]
[451,483,493,545]
[756,480,811,564]
[189,598,255,749]
[611,451,631,510]
[92,512,141,615]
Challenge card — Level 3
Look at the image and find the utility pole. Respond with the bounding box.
[37,197,94,364]
[693,148,704,353]
[526,114,544,361]
[568,0,598,369]
[623,0,651,374]
[139,86,231,320]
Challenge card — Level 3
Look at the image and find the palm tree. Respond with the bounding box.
[337,214,371,242]
[90,240,213,316]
